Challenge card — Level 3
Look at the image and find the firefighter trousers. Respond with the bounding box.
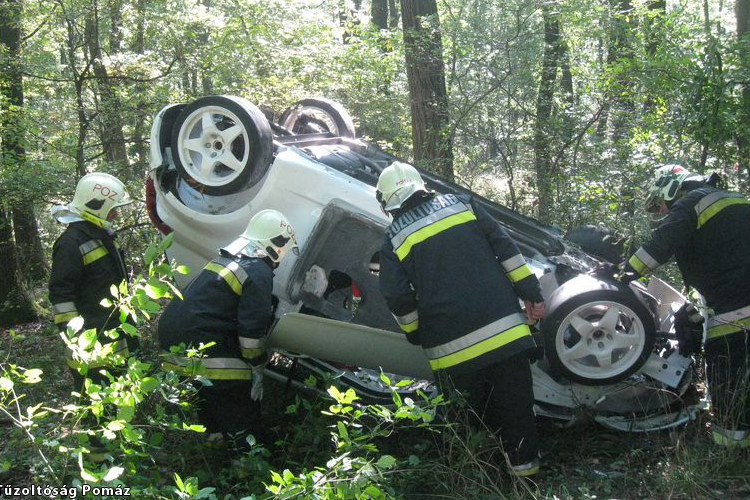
[705,331,750,431]
[193,379,264,453]
[440,352,538,465]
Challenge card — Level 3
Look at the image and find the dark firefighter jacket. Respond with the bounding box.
[379,193,544,377]
[49,221,131,368]
[625,185,750,343]
[158,252,274,380]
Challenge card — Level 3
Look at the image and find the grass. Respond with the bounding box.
[1,319,749,499]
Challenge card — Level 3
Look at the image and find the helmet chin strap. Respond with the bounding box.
[78,210,113,231]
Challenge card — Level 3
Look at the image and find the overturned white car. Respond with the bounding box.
[147,95,699,431]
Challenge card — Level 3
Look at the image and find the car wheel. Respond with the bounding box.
[564,225,626,264]
[280,98,356,137]
[170,95,273,196]
[541,275,655,385]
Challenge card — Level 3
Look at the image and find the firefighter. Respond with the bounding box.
[376,162,546,476]
[158,209,298,453]
[49,172,136,391]
[623,165,750,447]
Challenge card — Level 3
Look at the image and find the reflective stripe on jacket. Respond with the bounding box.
[161,354,253,380]
[625,186,750,317]
[706,304,750,342]
[49,221,128,332]
[380,193,542,377]
[157,253,274,370]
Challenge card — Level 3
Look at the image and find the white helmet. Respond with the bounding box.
[376,161,428,212]
[644,164,701,212]
[68,173,132,229]
[224,209,299,263]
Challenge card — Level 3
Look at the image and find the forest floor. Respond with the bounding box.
[1,320,749,499]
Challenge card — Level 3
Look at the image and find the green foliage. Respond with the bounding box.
[0,235,204,495]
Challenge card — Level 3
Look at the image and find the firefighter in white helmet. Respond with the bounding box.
[48,172,135,391]
[623,165,750,448]
[376,161,545,476]
[158,209,298,453]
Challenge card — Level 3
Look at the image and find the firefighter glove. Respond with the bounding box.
[674,302,704,356]
[250,362,266,401]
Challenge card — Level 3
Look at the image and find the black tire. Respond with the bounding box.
[564,225,626,264]
[171,95,273,196]
[280,98,356,138]
[540,275,656,385]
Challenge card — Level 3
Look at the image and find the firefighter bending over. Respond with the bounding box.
[158,209,298,453]
[623,165,750,447]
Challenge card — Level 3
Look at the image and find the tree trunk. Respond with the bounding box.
[108,0,123,52]
[736,0,750,182]
[199,0,214,93]
[0,0,38,325]
[63,16,89,177]
[85,1,130,177]
[533,5,561,223]
[400,0,454,179]
[12,207,47,281]
[388,0,399,28]
[559,40,575,142]
[643,0,666,113]
[1,0,47,282]
[132,0,149,170]
[607,0,635,147]
[0,208,37,325]
[372,0,388,30]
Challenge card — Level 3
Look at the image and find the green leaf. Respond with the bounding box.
[195,487,216,499]
[174,473,185,492]
[159,232,174,252]
[80,468,99,482]
[363,485,384,498]
[67,316,84,334]
[282,469,295,483]
[122,426,141,442]
[102,466,124,482]
[22,368,43,383]
[327,385,342,401]
[144,243,158,266]
[176,264,191,275]
[142,300,161,313]
[110,284,119,299]
[107,420,126,431]
[100,298,113,308]
[337,421,349,440]
[117,405,135,422]
[379,372,391,386]
[119,322,138,335]
[140,377,159,393]
[182,423,206,433]
[149,433,164,447]
[376,454,396,469]
[145,283,167,299]
[0,461,10,473]
[78,329,98,350]
[0,377,13,392]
